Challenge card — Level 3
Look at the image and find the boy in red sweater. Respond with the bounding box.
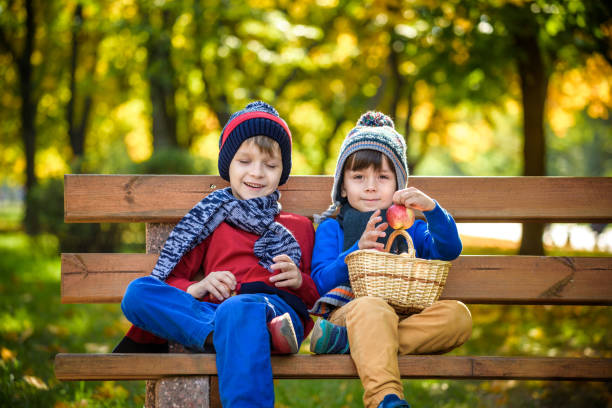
[118,101,319,408]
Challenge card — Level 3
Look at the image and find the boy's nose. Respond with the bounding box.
[365,178,377,191]
[249,163,264,177]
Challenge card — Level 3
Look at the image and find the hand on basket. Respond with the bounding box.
[358,209,388,251]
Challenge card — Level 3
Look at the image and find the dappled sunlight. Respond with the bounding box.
[35,147,71,179]
[191,130,225,164]
[548,54,612,137]
[115,100,152,163]
[447,122,493,163]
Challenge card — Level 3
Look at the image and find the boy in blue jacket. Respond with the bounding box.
[309,111,472,408]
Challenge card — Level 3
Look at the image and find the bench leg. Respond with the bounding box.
[145,380,156,408]
[145,376,221,408]
[209,376,221,407]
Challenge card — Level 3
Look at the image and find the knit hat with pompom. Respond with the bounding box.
[315,111,408,223]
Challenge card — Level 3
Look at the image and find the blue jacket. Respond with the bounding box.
[311,201,462,296]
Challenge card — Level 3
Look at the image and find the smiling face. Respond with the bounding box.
[341,151,397,212]
[228,137,283,200]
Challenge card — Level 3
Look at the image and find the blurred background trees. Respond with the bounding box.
[0,0,610,249]
[0,1,611,406]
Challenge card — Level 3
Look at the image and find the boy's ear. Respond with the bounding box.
[340,185,347,198]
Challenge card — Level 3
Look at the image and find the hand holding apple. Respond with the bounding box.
[387,204,415,230]
[392,187,436,212]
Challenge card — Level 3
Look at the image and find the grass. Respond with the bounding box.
[0,233,145,407]
[0,205,144,407]
[0,205,610,407]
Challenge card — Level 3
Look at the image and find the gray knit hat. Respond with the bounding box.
[315,111,408,223]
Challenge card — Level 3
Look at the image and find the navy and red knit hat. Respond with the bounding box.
[218,101,293,186]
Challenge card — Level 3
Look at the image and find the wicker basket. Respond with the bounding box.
[346,230,450,314]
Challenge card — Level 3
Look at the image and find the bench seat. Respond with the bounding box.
[55,354,612,381]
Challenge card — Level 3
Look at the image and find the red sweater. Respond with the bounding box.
[127,212,318,344]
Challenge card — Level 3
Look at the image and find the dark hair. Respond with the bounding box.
[343,149,394,173]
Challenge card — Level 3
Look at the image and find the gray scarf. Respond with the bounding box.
[151,188,301,281]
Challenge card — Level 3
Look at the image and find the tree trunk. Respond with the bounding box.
[404,81,419,175]
[67,3,94,170]
[146,9,178,150]
[514,22,549,255]
[20,0,39,234]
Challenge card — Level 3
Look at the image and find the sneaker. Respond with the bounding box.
[377,394,411,408]
[309,319,350,354]
[268,312,299,354]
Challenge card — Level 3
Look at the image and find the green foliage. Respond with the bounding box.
[1,0,610,187]
[25,178,123,252]
[548,112,612,177]
[20,147,215,253]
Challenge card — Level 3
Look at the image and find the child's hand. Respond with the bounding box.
[358,209,388,251]
[269,254,303,289]
[393,187,436,212]
[187,271,237,301]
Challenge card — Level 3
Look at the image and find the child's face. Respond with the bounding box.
[228,138,283,200]
[341,156,396,212]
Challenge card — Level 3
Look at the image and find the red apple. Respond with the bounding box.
[387,204,415,230]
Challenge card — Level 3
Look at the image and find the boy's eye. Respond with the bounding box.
[265,163,278,169]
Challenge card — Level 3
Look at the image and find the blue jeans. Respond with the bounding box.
[121,276,304,408]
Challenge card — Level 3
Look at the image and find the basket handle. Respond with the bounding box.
[384,229,416,257]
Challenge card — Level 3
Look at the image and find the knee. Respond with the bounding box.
[215,295,242,315]
[439,300,472,337]
[352,295,390,309]
[121,276,155,318]
[215,294,258,318]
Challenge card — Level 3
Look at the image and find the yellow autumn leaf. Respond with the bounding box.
[1,347,16,361]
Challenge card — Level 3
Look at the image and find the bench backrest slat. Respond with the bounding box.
[61,254,612,305]
[64,175,612,223]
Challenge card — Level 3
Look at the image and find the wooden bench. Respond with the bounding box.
[55,175,612,407]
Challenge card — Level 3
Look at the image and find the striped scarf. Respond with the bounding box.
[309,285,354,318]
[151,188,301,281]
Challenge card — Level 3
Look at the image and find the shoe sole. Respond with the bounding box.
[268,312,299,354]
[309,319,350,354]
[309,319,327,354]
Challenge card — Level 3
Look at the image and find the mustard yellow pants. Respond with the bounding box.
[328,296,472,408]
